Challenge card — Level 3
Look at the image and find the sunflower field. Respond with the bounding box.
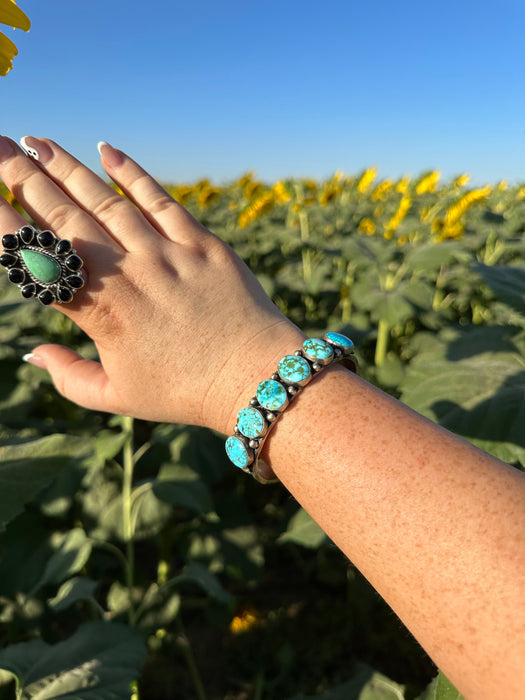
[0,167,524,700]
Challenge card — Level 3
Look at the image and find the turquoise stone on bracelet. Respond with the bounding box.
[225,436,251,469]
[237,406,265,438]
[278,355,311,384]
[20,249,60,283]
[256,379,288,411]
[225,332,357,481]
[303,338,334,362]
[325,332,354,352]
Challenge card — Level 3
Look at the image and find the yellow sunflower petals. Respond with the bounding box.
[0,0,30,31]
[0,30,17,76]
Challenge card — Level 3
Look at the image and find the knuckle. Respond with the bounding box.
[81,296,125,339]
[92,193,128,222]
[203,234,235,265]
[54,361,81,401]
[10,167,40,199]
[127,171,150,193]
[147,192,176,217]
[53,372,68,399]
[99,383,124,416]
[44,201,80,233]
[126,172,177,216]
[59,159,84,186]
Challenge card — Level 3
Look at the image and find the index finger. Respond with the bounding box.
[0,136,112,310]
[0,136,124,252]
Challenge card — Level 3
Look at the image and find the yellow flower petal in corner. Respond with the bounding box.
[0,30,17,76]
[0,0,31,31]
[0,0,30,76]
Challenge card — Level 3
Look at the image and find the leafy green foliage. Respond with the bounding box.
[400,326,525,463]
[0,621,146,699]
[278,507,327,548]
[47,576,100,612]
[287,663,407,699]
[0,435,90,532]
[473,263,525,318]
[0,173,522,698]
[416,671,465,700]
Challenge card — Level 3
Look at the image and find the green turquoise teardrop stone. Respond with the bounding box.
[21,249,60,283]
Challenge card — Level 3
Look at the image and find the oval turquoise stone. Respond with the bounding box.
[256,379,288,411]
[303,338,334,361]
[277,355,311,384]
[237,406,265,438]
[325,332,354,352]
[225,436,250,468]
[21,249,60,283]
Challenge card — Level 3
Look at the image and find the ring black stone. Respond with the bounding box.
[1,225,85,305]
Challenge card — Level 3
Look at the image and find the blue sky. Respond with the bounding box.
[1,0,524,185]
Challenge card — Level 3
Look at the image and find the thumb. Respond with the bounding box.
[23,344,119,414]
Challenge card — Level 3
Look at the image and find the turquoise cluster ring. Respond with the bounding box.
[225,332,357,483]
[1,225,85,305]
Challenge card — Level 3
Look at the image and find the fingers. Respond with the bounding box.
[0,137,37,231]
[20,137,160,251]
[0,136,112,251]
[1,134,209,256]
[0,188,29,233]
[98,142,211,245]
[24,344,122,414]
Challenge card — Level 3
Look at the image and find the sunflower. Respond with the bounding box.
[0,0,30,76]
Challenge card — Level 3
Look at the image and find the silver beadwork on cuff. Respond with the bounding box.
[225,332,357,484]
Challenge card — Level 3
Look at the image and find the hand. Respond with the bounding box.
[0,136,304,435]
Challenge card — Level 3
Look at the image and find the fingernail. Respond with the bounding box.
[0,135,15,164]
[20,136,53,164]
[97,141,125,169]
[22,353,48,370]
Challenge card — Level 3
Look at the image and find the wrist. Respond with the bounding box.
[204,319,307,436]
[222,331,357,482]
[259,362,357,481]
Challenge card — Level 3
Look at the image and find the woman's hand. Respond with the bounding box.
[0,135,304,434]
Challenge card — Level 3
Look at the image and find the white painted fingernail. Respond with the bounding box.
[22,353,48,369]
[20,136,40,160]
[97,141,124,168]
[20,136,54,164]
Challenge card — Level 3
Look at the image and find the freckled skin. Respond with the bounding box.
[262,366,525,700]
[0,136,523,700]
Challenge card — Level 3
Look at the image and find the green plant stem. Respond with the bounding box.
[375,318,390,366]
[122,415,137,626]
[482,230,506,265]
[176,616,208,700]
[432,264,446,311]
[341,263,355,324]
[133,440,151,465]
[299,209,312,284]
[254,669,265,700]
[90,538,129,572]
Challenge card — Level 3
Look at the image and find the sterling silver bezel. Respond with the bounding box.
[225,333,358,484]
[1,225,85,305]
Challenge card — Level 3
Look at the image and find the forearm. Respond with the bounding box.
[3,135,522,699]
[262,365,525,700]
